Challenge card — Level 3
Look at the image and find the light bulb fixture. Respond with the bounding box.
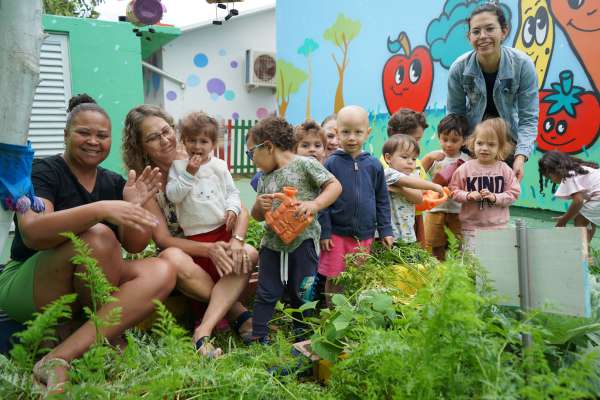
[217,3,227,9]
[212,20,223,25]
[224,13,233,21]
[230,9,239,16]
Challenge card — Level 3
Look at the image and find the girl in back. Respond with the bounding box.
[539,151,600,244]
[295,120,327,164]
[449,118,521,251]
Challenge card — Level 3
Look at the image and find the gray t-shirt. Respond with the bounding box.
[257,156,333,252]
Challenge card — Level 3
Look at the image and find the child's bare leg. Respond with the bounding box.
[415,215,425,246]
[575,214,593,243]
[325,278,343,308]
[432,246,446,261]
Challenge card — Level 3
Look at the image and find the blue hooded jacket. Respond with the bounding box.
[319,150,393,240]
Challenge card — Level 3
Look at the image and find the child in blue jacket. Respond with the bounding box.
[318,106,394,299]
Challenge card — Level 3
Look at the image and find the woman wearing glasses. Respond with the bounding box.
[447,2,539,182]
[122,105,257,356]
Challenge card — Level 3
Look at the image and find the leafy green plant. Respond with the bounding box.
[122,240,158,260]
[62,232,121,343]
[245,218,266,249]
[9,294,77,371]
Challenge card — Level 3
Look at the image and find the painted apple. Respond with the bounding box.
[536,70,600,154]
[382,31,434,114]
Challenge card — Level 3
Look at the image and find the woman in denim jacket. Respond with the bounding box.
[447,3,539,181]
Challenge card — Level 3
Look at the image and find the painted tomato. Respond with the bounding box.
[536,70,600,154]
[382,32,434,114]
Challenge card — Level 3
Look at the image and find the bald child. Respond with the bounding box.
[318,105,394,302]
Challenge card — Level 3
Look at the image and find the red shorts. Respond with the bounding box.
[186,224,231,283]
[318,234,374,277]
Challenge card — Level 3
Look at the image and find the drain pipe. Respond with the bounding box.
[142,61,186,89]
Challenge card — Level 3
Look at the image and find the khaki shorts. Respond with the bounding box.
[425,212,462,248]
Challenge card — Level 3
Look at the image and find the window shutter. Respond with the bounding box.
[28,34,71,158]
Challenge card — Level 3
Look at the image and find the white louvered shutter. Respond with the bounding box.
[27,34,71,158]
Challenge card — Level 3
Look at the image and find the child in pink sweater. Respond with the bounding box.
[449,118,521,251]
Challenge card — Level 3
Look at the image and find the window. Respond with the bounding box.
[28,34,72,157]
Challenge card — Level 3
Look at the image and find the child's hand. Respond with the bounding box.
[553,215,568,227]
[256,194,274,212]
[466,191,482,201]
[320,239,333,252]
[480,189,496,203]
[296,200,318,219]
[382,236,395,248]
[224,210,237,231]
[432,183,445,196]
[186,155,203,175]
[431,151,446,162]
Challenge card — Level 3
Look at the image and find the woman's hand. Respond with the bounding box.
[102,200,159,232]
[512,155,526,182]
[227,239,252,274]
[208,241,234,277]
[123,166,162,205]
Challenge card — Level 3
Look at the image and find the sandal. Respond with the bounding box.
[231,310,253,341]
[195,336,223,358]
[33,356,69,396]
[243,335,270,346]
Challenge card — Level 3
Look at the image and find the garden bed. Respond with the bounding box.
[2,235,600,399]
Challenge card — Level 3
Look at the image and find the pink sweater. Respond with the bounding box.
[449,160,521,231]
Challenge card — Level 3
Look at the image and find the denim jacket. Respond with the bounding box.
[447,46,539,158]
[319,150,393,240]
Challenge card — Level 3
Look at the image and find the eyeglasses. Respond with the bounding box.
[144,127,174,144]
[245,141,267,160]
[469,26,500,38]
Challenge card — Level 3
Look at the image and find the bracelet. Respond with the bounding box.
[232,234,245,243]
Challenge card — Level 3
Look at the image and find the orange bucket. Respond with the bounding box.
[264,186,313,244]
[415,187,450,212]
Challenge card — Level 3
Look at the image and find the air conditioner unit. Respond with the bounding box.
[245,49,276,90]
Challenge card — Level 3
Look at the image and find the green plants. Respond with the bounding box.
[63,231,121,342]
[245,218,266,249]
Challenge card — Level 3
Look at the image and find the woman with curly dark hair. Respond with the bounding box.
[0,95,177,394]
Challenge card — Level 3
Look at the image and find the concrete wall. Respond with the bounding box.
[153,7,277,123]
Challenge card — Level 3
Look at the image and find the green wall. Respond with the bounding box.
[43,15,179,174]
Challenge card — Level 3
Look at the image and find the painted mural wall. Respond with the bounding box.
[276,0,600,213]
[153,7,277,123]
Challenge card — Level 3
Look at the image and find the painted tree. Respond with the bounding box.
[323,14,361,112]
[0,1,43,251]
[43,0,105,18]
[276,59,308,118]
[297,38,319,120]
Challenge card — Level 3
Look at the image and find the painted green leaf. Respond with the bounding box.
[323,13,362,46]
[276,59,308,95]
